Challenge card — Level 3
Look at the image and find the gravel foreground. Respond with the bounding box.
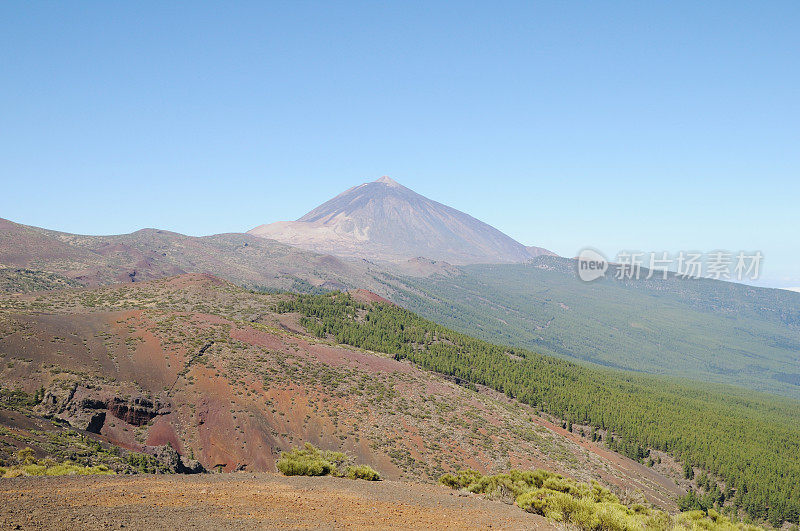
[0,473,555,530]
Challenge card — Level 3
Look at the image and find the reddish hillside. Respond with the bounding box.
[0,275,680,508]
[0,217,383,293]
[348,288,395,305]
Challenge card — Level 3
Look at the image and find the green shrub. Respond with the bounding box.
[276,443,379,481]
[17,447,36,465]
[516,487,552,515]
[277,453,335,476]
[439,469,484,489]
[440,468,558,499]
[441,468,762,531]
[0,449,115,478]
[276,443,346,477]
[345,465,381,481]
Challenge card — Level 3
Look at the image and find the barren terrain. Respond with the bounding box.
[0,473,555,530]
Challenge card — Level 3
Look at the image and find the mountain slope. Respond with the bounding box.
[3,216,800,399]
[390,257,800,398]
[2,274,798,524]
[278,290,800,526]
[0,275,681,506]
[3,217,799,400]
[0,217,382,293]
[248,176,552,264]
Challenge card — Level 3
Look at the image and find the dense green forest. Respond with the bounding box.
[277,292,800,527]
[385,259,800,398]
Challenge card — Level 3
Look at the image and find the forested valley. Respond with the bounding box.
[277,292,800,527]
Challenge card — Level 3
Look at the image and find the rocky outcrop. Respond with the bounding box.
[36,384,202,473]
[108,396,167,426]
[147,444,205,474]
[37,384,169,432]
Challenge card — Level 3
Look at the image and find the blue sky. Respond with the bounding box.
[1,2,798,288]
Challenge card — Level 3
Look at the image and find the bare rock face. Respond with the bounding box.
[37,385,168,433]
[36,384,101,432]
[248,177,554,265]
[36,384,202,473]
[108,396,167,426]
[147,444,205,474]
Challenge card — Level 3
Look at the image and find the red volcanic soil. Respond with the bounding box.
[0,274,683,511]
[348,288,395,305]
[0,218,381,292]
[0,474,556,530]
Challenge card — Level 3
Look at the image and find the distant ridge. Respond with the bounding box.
[248,177,554,264]
[0,217,378,292]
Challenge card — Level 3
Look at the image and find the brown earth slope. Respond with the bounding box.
[0,274,681,509]
[0,217,383,292]
[0,473,555,530]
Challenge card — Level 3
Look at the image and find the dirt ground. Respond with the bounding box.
[0,473,556,530]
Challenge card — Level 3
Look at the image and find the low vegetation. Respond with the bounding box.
[0,268,82,293]
[276,443,380,481]
[0,447,115,478]
[345,464,382,481]
[440,469,761,530]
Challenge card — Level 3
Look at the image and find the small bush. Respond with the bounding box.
[441,468,558,499]
[345,465,381,481]
[277,452,335,476]
[440,468,762,531]
[17,447,36,465]
[0,448,115,478]
[276,443,379,481]
[439,469,483,489]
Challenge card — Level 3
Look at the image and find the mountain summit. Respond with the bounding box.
[248,177,552,264]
